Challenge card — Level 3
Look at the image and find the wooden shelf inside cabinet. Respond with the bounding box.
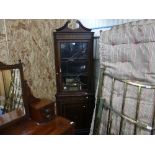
[29,99,55,123]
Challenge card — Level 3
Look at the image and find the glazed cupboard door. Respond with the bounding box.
[60,41,90,92]
[54,20,94,134]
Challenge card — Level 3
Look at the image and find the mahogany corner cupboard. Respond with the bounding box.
[54,20,94,134]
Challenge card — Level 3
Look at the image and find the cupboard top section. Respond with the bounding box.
[54,33,94,40]
[55,20,92,33]
[53,20,94,40]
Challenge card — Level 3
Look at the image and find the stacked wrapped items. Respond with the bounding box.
[90,19,155,135]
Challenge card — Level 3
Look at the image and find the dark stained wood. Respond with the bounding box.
[0,116,75,135]
[56,20,91,32]
[54,20,95,134]
[29,99,55,123]
[0,61,75,135]
[0,60,30,129]
[23,79,41,105]
[56,93,94,134]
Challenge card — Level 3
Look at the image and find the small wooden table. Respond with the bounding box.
[0,116,75,135]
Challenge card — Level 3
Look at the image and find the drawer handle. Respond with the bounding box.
[86,96,88,99]
[82,105,86,108]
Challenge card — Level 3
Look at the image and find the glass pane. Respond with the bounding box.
[60,42,88,59]
[61,60,87,74]
[60,42,89,91]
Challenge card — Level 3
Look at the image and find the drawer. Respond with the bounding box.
[41,105,55,121]
[30,99,55,123]
[56,95,90,103]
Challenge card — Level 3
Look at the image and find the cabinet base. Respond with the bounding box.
[75,128,90,135]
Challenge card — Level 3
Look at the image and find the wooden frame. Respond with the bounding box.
[54,20,95,134]
[0,60,75,135]
[0,60,29,129]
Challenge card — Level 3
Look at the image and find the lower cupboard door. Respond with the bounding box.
[61,102,89,130]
